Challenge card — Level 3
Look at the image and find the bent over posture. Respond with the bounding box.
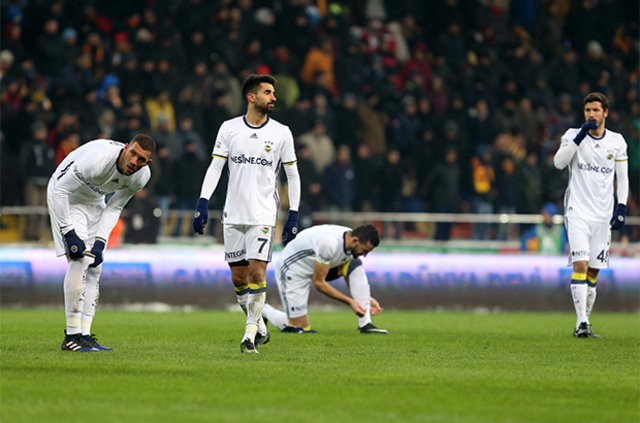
[48,134,155,351]
[263,224,388,334]
[192,74,301,353]
[553,92,629,338]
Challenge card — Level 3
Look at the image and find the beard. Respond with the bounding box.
[255,102,275,115]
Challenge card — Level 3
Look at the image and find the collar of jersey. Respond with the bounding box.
[243,115,270,129]
[589,129,606,141]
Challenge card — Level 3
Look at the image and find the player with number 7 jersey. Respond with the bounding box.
[192,74,301,353]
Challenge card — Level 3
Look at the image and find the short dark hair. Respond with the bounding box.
[583,92,609,110]
[131,133,156,155]
[241,73,277,103]
[352,224,380,247]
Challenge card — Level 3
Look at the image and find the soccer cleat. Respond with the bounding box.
[255,329,270,347]
[358,323,389,334]
[574,322,601,338]
[61,330,100,352]
[82,334,113,351]
[240,338,259,354]
[280,325,318,334]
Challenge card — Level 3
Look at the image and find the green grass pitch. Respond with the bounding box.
[1,308,638,423]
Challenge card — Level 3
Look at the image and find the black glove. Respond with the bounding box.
[573,120,598,146]
[282,210,299,246]
[63,229,86,260]
[192,197,209,235]
[610,203,628,230]
[88,237,106,268]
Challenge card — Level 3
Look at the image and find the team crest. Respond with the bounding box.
[264,140,273,152]
[262,227,269,234]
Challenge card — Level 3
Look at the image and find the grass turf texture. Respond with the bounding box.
[1,309,638,423]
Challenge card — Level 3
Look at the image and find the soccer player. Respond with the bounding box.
[553,92,629,338]
[192,74,301,353]
[262,224,388,334]
[47,134,155,352]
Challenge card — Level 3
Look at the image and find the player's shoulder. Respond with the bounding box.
[562,127,580,139]
[603,128,626,143]
[70,139,122,161]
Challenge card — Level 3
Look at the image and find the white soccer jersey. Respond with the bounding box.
[556,128,628,222]
[47,139,151,238]
[276,225,354,278]
[212,115,296,225]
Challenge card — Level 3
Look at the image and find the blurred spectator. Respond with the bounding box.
[323,144,356,211]
[300,36,336,96]
[521,202,567,255]
[422,147,461,241]
[19,121,56,240]
[171,139,208,236]
[295,142,323,221]
[470,146,496,240]
[123,188,162,244]
[298,120,335,175]
[516,150,543,216]
[333,92,360,155]
[54,131,80,165]
[145,89,176,132]
[494,154,519,240]
[377,148,404,238]
[357,92,389,157]
[353,143,380,212]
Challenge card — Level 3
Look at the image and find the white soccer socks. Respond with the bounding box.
[570,272,588,328]
[81,264,101,335]
[64,257,92,335]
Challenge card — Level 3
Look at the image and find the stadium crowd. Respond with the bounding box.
[1,0,638,241]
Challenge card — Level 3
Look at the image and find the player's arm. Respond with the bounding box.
[615,159,629,206]
[553,130,579,170]
[198,155,226,200]
[610,159,629,230]
[98,188,136,241]
[192,155,226,234]
[281,127,300,245]
[49,161,87,258]
[312,261,366,316]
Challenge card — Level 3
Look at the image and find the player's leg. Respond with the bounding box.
[279,269,315,332]
[566,217,590,337]
[583,222,610,338]
[245,225,275,346]
[50,205,100,351]
[81,260,113,351]
[262,264,292,330]
[344,260,388,334]
[223,224,258,352]
[262,303,289,330]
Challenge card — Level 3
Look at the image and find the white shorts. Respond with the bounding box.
[49,202,104,257]
[565,216,611,269]
[223,224,274,263]
[274,258,312,318]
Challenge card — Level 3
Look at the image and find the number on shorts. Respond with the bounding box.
[257,237,268,253]
[597,249,608,263]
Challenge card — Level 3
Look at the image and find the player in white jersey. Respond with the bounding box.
[192,74,301,353]
[553,92,629,339]
[47,134,155,352]
[262,224,388,334]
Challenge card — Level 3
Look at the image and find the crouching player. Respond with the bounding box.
[263,224,388,334]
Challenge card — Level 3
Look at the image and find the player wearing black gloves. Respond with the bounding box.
[553,92,629,339]
[48,134,155,352]
[193,74,300,353]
